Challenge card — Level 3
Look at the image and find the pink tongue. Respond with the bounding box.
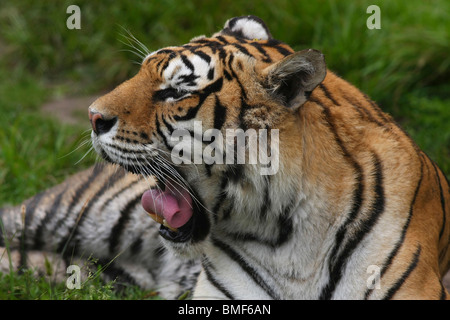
[141,187,193,229]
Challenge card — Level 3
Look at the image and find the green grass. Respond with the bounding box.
[0,262,161,300]
[0,66,95,205]
[0,0,448,299]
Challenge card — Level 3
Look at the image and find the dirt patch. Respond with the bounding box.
[41,94,102,126]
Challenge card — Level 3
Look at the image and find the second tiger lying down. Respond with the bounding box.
[1,15,449,299]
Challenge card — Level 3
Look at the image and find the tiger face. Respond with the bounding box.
[89,16,326,257]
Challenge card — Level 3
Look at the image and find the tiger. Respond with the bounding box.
[1,15,449,300]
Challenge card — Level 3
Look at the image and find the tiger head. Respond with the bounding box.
[89,15,326,257]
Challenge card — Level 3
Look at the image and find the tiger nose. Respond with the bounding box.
[88,109,118,135]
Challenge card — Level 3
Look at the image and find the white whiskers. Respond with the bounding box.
[117,26,151,64]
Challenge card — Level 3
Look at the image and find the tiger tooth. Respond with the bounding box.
[147,212,164,224]
[163,219,179,232]
[147,212,178,232]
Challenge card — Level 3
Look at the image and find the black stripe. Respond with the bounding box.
[226,53,235,73]
[362,93,390,123]
[188,189,211,244]
[155,58,166,72]
[54,164,104,236]
[33,187,67,250]
[343,91,423,169]
[176,73,199,87]
[226,55,247,100]
[341,92,385,127]
[212,175,229,218]
[382,245,421,300]
[108,196,141,254]
[19,191,46,269]
[207,67,215,80]
[158,51,177,76]
[224,163,245,185]
[212,237,279,299]
[130,237,143,256]
[313,101,365,218]
[216,35,229,44]
[439,282,447,300]
[105,142,148,155]
[96,259,138,288]
[99,149,153,171]
[276,202,295,246]
[205,163,213,177]
[180,54,194,71]
[213,95,227,130]
[364,156,424,299]
[238,100,253,131]
[223,69,232,81]
[381,156,423,273]
[178,262,200,296]
[221,202,233,221]
[316,103,365,300]
[319,83,340,106]
[173,77,223,121]
[143,56,157,65]
[98,179,141,212]
[155,115,172,151]
[259,176,271,221]
[430,160,447,241]
[62,169,126,255]
[191,49,211,64]
[157,49,177,55]
[321,152,385,300]
[249,42,272,63]
[225,17,238,29]
[263,40,294,57]
[231,43,253,58]
[77,168,125,218]
[202,258,235,299]
[190,38,223,46]
[153,87,190,102]
[23,191,46,233]
[218,46,228,62]
[227,195,295,247]
[55,165,108,253]
[153,244,166,259]
[162,114,175,136]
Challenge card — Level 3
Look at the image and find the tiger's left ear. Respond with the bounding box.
[216,15,273,40]
[262,49,326,110]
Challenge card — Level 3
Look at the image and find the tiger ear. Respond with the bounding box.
[215,15,273,40]
[262,49,326,110]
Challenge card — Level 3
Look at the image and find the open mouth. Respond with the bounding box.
[121,162,210,243]
[95,144,210,243]
[141,179,196,243]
